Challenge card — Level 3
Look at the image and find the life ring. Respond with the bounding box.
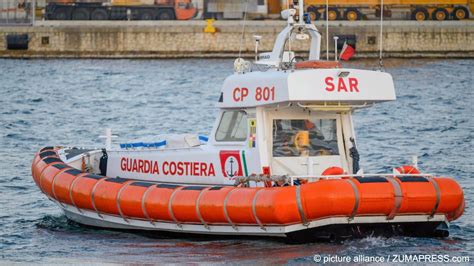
[321,166,345,176]
[295,60,342,70]
[395,165,420,175]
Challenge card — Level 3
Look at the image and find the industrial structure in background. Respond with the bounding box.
[203,0,473,21]
[44,0,196,20]
[203,0,278,19]
[1,0,472,21]
[0,0,35,25]
[303,0,473,21]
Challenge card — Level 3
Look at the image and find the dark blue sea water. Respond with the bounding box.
[0,59,472,264]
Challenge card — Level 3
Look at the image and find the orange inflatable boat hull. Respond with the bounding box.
[32,147,465,238]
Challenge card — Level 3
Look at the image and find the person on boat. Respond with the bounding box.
[273,119,336,157]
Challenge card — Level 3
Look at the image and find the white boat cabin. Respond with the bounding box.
[59,3,396,187]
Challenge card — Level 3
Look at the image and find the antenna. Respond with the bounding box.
[298,0,304,24]
[253,35,262,62]
[379,0,384,69]
[333,36,339,61]
[238,0,250,59]
[286,0,293,65]
[326,0,329,60]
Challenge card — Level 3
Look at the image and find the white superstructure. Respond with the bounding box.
[61,1,396,187]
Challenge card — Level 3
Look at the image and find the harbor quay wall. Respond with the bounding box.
[0,21,473,58]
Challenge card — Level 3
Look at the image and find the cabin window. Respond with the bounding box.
[272,119,339,157]
[215,111,248,142]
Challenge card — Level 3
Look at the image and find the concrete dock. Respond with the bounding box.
[0,20,473,58]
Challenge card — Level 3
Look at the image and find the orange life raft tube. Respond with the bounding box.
[32,147,465,228]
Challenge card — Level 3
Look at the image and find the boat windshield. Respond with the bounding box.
[272,119,339,157]
[215,110,248,142]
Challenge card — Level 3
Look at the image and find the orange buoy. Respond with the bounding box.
[395,165,420,174]
[321,166,345,176]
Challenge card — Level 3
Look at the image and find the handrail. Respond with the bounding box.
[289,173,434,186]
[297,102,373,111]
[234,173,434,187]
[293,173,433,179]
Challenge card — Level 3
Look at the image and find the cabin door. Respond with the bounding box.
[268,110,346,176]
